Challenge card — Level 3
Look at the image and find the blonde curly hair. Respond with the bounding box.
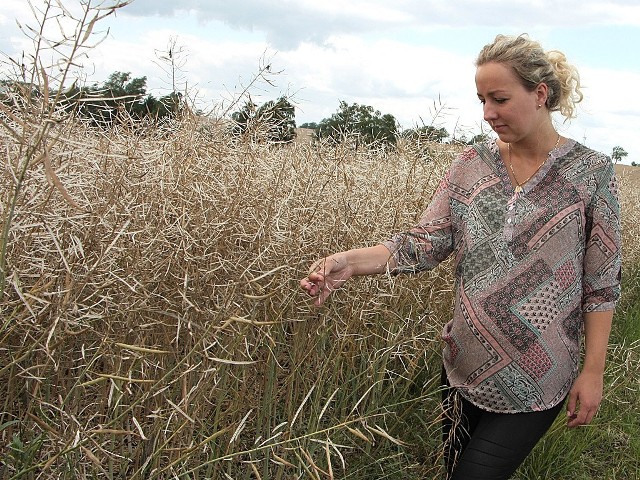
[476,34,583,120]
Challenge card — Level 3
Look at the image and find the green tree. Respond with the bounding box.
[403,125,449,143]
[231,96,296,143]
[144,91,184,119]
[611,146,628,163]
[231,99,257,133]
[83,71,148,124]
[316,101,398,146]
[257,96,296,143]
[61,71,182,126]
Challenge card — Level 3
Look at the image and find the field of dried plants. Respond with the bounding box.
[1,109,639,479]
[1,2,639,478]
[0,111,455,477]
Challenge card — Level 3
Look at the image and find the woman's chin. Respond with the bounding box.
[494,131,512,144]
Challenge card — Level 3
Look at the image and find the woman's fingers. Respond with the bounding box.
[301,255,349,306]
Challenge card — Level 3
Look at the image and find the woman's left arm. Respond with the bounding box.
[566,309,614,428]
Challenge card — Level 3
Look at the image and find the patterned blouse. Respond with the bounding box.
[383,139,621,413]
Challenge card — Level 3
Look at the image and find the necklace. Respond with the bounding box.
[508,134,561,193]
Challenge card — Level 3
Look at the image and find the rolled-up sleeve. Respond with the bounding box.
[582,161,622,312]
[382,170,455,274]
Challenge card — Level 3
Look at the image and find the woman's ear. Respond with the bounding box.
[536,82,549,107]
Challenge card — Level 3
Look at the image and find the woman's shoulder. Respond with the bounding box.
[451,138,500,167]
[559,139,618,199]
[560,139,615,177]
[443,139,501,190]
[560,138,613,166]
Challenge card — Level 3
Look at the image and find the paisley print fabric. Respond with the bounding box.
[383,139,621,413]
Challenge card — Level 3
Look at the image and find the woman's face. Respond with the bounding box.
[475,61,546,144]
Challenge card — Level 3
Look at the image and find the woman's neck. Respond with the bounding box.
[503,127,560,165]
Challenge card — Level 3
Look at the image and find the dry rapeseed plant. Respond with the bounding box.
[0,4,637,475]
[1,110,638,478]
[0,105,460,478]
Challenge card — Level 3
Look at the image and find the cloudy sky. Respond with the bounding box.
[1,0,639,164]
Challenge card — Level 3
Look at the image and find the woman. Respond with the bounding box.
[300,34,621,479]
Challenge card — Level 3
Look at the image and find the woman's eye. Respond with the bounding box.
[478,98,507,105]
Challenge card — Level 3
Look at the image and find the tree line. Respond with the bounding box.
[234,97,451,147]
[1,70,632,161]
[65,71,184,125]
[2,70,446,145]
[1,71,183,127]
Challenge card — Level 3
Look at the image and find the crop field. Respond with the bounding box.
[1,2,638,478]
[0,110,639,479]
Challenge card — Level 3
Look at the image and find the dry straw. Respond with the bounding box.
[1,2,638,478]
[0,104,458,477]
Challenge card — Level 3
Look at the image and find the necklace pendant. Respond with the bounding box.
[514,185,523,193]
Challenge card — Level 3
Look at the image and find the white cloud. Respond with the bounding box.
[0,0,638,163]
[561,67,640,158]
[263,34,479,134]
[116,0,640,49]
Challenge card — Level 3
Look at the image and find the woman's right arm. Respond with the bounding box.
[300,244,396,306]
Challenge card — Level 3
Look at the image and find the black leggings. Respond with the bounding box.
[441,369,564,480]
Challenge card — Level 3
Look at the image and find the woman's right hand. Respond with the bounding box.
[300,253,353,307]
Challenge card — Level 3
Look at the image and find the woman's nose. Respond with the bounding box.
[483,104,497,121]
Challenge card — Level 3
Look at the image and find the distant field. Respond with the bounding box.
[615,163,640,185]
